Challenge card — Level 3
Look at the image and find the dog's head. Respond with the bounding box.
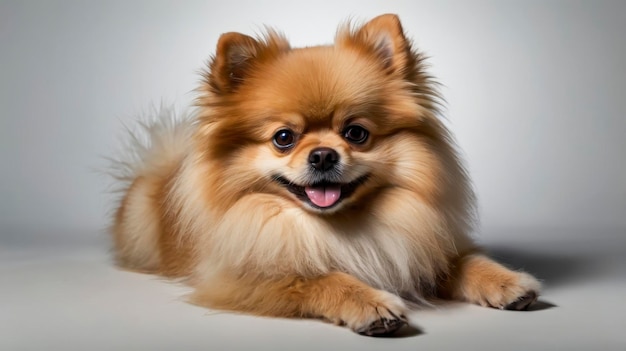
[197,14,452,214]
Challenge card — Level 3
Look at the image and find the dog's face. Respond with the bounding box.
[198,15,445,214]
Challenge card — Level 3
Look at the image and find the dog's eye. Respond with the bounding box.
[273,129,295,150]
[343,125,369,144]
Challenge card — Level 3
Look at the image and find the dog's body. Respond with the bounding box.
[111,14,540,336]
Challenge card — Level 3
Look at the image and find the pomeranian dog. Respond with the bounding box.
[110,14,541,336]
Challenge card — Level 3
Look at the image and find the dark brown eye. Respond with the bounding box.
[273,129,295,150]
[343,125,369,144]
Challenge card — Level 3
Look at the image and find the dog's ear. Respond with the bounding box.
[337,14,411,75]
[210,32,259,93]
[207,31,290,94]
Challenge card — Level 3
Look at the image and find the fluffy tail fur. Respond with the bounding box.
[107,105,194,272]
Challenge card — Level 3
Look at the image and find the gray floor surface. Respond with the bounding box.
[2,227,624,351]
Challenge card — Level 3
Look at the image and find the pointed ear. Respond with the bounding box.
[337,14,411,75]
[208,32,260,94]
[207,31,290,94]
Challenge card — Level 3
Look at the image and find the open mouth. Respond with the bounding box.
[273,174,369,209]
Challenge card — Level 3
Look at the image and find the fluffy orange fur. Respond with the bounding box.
[110,14,540,336]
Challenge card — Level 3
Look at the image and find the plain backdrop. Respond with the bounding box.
[1,1,625,350]
[1,0,625,246]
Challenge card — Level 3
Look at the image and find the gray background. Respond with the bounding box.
[1,1,625,350]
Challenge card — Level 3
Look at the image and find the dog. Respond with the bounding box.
[110,14,541,336]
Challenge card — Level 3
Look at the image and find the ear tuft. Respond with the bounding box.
[207,30,290,94]
[370,32,395,69]
[208,32,259,94]
[336,14,410,74]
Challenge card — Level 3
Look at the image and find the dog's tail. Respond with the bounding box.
[107,104,195,273]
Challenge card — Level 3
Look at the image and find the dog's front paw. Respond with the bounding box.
[501,272,541,310]
[467,271,541,311]
[450,255,541,311]
[473,270,541,310]
[341,289,409,336]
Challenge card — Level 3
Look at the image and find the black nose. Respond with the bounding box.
[309,147,339,171]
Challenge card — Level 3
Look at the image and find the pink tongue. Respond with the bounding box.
[305,185,341,208]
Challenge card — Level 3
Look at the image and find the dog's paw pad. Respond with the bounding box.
[504,291,538,311]
[355,317,406,337]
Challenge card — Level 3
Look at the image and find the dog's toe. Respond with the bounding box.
[356,317,406,337]
[505,291,538,311]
